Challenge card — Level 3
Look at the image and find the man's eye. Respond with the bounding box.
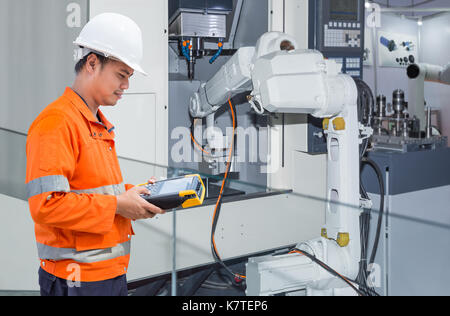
[118,73,125,79]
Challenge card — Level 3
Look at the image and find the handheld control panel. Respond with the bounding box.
[140,174,205,211]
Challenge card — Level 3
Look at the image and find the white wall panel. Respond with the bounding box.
[269,0,308,48]
[268,0,285,33]
[0,0,88,134]
[284,0,309,49]
[101,94,157,163]
[89,0,169,166]
[89,0,168,94]
[0,194,39,291]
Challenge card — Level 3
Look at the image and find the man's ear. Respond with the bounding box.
[85,54,99,74]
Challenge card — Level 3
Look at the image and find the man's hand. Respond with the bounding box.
[116,185,165,220]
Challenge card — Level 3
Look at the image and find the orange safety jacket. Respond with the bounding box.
[26,87,135,282]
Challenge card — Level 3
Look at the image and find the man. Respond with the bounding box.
[26,13,164,296]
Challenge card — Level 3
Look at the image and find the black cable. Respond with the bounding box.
[356,209,380,296]
[353,78,370,124]
[357,91,373,295]
[354,157,385,297]
[190,117,210,156]
[291,248,366,297]
[361,157,385,266]
[354,77,374,160]
[189,99,246,285]
[190,117,200,148]
[353,78,383,296]
[208,100,245,284]
[357,160,376,296]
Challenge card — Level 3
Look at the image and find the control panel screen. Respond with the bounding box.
[330,0,359,21]
[158,177,194,195]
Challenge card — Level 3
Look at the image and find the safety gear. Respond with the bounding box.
[74,12,147,76]
[26,87,135,282]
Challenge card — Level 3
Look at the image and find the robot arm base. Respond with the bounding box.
[246,238,359,296]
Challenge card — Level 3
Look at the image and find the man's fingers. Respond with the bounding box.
[135,186,150,195]
[143,201,165,215]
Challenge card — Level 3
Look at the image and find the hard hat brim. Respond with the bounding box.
[74,40,148,76]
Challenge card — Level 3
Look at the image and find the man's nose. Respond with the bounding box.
[120,79,129,90]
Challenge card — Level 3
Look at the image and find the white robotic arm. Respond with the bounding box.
[189,32,301,118]
[189,46,256,118]
[190,32,355,119]
[190,32,363,296]
[407,63,450,131]
[408,63,450,85]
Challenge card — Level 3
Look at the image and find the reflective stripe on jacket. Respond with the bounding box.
[26,87,135,282]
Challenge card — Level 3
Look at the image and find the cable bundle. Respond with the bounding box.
[354,77,383,296]
[209,100,247,283]
[190,99,245,284]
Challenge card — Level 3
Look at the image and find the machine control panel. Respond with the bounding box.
[306,0,365,154]
[328,57,362,77]
[310,0,365,79]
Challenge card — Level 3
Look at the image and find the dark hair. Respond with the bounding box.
[75,52,109,74]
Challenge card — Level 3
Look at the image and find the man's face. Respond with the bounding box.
[91,57,134,106]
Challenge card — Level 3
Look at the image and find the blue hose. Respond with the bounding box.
[209,45,223,64]
[182,44,190,62]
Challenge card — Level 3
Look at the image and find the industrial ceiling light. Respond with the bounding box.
[417,17,423,26]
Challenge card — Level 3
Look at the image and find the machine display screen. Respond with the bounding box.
[158,177,194,195]
[330,0,359,21]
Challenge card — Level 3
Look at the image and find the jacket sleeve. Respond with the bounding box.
[26,114,117,235]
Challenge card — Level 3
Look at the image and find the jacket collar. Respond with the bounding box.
[63,87,115,133]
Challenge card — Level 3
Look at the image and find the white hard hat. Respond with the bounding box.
[74,12,147,76]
